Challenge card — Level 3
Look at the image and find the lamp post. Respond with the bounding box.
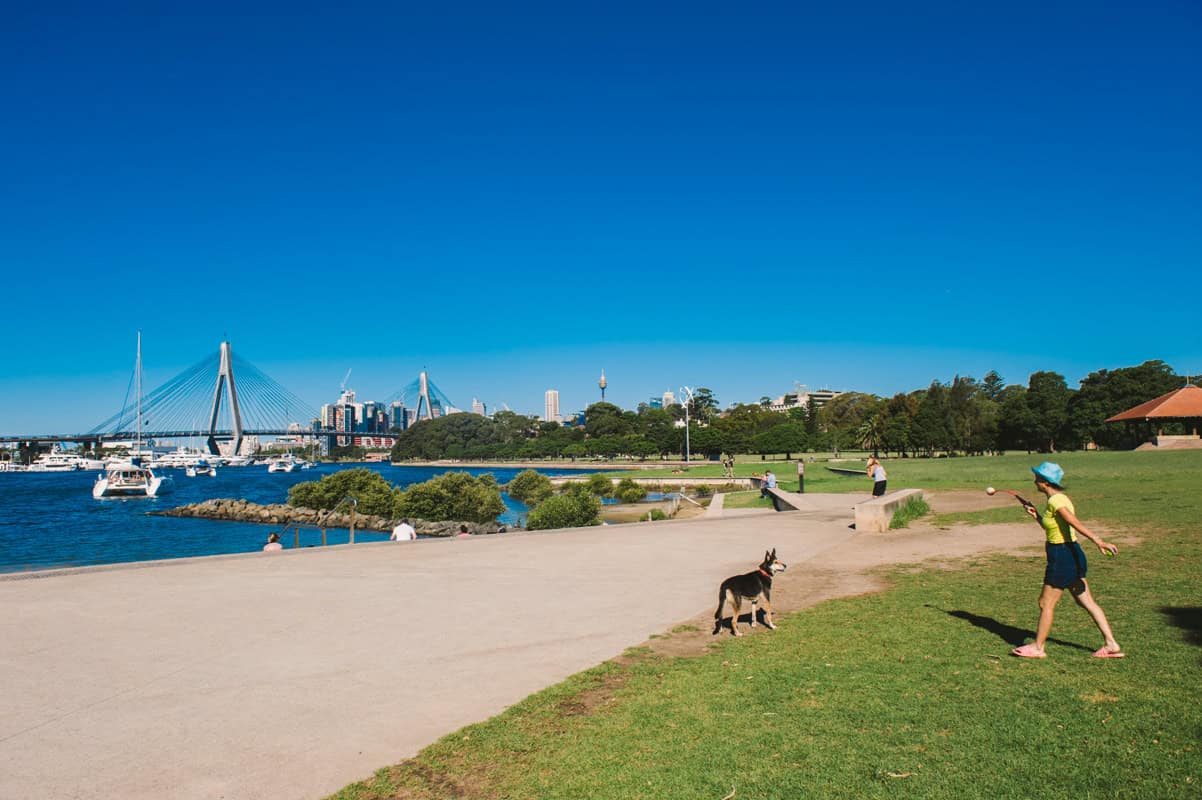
[679,385,695,465]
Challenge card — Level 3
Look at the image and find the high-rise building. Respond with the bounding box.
[662,390,676,407]
[544,390,561,423]
[472,398,486,416]
[389,401,407,431]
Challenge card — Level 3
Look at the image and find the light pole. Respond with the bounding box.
[679,385,695,465]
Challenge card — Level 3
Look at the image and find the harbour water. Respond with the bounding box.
[0,464,593,574]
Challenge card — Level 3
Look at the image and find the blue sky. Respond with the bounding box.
[2,2,1199,434]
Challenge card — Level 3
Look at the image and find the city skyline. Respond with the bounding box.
[2,4,1198,434]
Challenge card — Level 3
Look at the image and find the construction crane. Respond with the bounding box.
[340,368,352,394]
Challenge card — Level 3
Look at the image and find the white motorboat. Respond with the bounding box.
[185,459,217,477]
[267,455,301,473]
[93,462,174,498]
[30,450,83,472]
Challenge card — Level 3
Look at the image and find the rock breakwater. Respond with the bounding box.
[152,498,505,537]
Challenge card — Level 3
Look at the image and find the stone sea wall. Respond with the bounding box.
[152,498,504,537]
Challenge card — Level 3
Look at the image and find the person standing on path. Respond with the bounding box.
[1011,461,1123,659]
[867,457,887,497]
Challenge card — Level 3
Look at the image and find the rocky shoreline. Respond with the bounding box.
[151,498,507,537]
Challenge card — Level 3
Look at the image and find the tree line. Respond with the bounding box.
[388,360,1185,461]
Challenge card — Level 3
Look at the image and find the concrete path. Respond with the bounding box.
[0,509,854,800]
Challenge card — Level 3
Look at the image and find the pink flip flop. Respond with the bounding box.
[1093,647,1125,659]
[1011,644,1046,659]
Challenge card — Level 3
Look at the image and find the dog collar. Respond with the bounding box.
[758,568,773,578]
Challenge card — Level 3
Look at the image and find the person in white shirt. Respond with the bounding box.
[390,519,417,541]
[867,457,887,497]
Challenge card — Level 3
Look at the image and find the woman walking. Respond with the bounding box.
[1011,462,1123,659]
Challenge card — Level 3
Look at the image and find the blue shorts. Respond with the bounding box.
[1044,541,1087,590]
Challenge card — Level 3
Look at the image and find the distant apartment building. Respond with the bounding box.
[544,390,561,423]
[662,390,677,407]
[471,398,486,416]
[765,387,842,414]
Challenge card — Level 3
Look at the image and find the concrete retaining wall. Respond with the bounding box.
[853,489,924,532]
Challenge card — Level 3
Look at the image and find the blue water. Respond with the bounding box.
[0,464,596,574]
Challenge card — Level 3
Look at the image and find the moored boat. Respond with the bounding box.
[93,462,175,498]
[185,459,217,477]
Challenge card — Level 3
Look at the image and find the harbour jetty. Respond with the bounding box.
[152,498,501,536]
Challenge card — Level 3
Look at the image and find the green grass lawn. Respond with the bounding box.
[331,451,1202,799]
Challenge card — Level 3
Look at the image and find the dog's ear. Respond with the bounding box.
[770,548,777,559]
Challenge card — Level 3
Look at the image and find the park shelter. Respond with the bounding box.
[1105,384,1202,450]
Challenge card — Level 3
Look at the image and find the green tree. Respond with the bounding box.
[751,422,807,460]
[526,484,602,530]
[981,370,1006,401]
[1026,371,1072,452]
[998,384,1034,451]
[584,402,632,437]
[394,471,506,523]
[506,470,554,505]
[1069,360,1181,449]
[688,388,720,423]
[287,468,400,516]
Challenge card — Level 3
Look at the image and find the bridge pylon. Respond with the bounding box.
[414,370,435,421]
[207,341,244,456]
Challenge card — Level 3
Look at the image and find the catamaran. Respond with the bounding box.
[93,332,175,499]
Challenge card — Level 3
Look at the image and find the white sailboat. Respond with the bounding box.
[93,333,175,499]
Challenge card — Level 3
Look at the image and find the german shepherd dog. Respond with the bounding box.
[712,549,787,636]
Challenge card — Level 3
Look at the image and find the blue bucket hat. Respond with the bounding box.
[1031,461,1064,486]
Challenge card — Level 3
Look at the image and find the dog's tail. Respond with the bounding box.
[712,581,727,634]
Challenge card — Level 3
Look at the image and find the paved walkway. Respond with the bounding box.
[0,508,855,800]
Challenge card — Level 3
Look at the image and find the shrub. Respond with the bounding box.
[506,469,554,505]
[394,471,506,523]
[287,468,400,517]
[614,477,647,504]
[526,485,602,530]
[889,497,931,529]
[693,485,713,498]
[585,473,614,497]
[641,509,668,522]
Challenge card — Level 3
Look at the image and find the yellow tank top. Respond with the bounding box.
[1040,493,1077,544]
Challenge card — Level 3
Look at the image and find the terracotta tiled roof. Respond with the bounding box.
[1106,384,1202,422]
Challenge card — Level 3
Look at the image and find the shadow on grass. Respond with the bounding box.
[1160,606,1202,648]
[928,606,1095,652]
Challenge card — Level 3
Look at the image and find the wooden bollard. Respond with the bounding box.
[293,526,299,549]
[349,505,356,545]
[321,528,327,547]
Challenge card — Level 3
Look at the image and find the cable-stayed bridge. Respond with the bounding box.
[0,343,457,452]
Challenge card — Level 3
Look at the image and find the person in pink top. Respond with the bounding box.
[262,532,283,551]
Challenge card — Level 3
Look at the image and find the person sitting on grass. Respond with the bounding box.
[1011,462,1123,660]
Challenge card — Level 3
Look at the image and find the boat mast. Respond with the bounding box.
[136,331,142,455]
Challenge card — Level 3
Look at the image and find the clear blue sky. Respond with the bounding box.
[3,2,1199,434]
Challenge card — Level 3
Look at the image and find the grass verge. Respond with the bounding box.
[888,496,931,529]
[331,451,1202,800]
